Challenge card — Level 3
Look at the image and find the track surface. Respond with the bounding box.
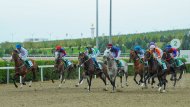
[0,74,190,107]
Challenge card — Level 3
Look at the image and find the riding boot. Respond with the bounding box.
[95,61,101,70]
[24,61,30,68]
[162,62,167,72]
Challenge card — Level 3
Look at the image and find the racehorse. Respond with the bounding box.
[78,52,108,91]
[129,50,145,85]
[103,48,118,92]
[162,51,187,82]
[51,51,76,88]
[11,50,39,88]
[143,50,168,92]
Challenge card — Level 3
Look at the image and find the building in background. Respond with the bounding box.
[24,38,48,42]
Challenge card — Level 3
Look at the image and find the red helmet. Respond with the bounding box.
[56,46,61,50]
[107,44,113,47]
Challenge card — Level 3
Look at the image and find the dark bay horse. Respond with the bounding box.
[78,52,108,91]
[11,50,39,88]
[162,51,187,83]
[129,50,145,85]
[143,50,168,92]
[51,51,76,88]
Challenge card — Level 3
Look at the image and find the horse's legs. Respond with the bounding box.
[134,73,139,85]
[150,74,157,88]
[142,72,150,88]
[51,70,56,83]
[112,76,117,92]
[75,72,86,87]
[177,66,185,81]
[99,72,108,91]
[124,72,128,86]
[119,75,123,88]
[66,66,72,79]
[12,73,19,88]
[87,75,92,91]
[59,71,65,88]
[139,73,144,85]
[28,70,36,87]
[157,76,162,92]
[170,67,177,87]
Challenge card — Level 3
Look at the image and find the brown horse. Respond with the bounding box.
[162,51,187,86]
[129,50,145,85]
[11,50,39,88]
[51,51,76,88]
[143,50,168,92]
[77,52,108,91]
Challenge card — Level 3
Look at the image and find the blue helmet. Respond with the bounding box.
[166,44,172,48]
[134,46,141,51]
[165,44,172,51]
[16,44,21,49]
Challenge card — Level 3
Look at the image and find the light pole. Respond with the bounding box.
[109,0,112,44]
[96,0,99,48]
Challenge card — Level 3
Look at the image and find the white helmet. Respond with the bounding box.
[150,45,156,50]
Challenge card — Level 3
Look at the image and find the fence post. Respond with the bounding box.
[6,64,10,84]
[40,67,44,82]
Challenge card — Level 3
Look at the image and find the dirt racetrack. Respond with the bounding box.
[0,74,190,107]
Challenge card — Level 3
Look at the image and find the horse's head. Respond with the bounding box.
[162,51,172,62]
[103,48,113,59]
[78,52,87,65]
[11,50,20,62]
[129,50,138,61]
[144,50,153,62]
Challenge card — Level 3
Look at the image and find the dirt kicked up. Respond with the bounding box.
[0,74,190,107]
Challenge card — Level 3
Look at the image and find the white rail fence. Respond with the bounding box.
[0,62,189,84]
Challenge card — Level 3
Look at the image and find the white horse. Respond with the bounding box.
[103,48,118,92]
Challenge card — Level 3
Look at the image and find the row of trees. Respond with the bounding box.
[0,29,189,56]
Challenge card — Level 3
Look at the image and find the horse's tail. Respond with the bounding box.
[37,66,40,72]
[183,62,187,73]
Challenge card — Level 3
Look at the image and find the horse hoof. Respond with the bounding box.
[15,86,18,88]
[29,85,31,87]
[75,84,79,87]
[58,84,62,88]
[162,90,166,93]
[111,91,116,93]
[103,88,108,91]
[158,87,162,92]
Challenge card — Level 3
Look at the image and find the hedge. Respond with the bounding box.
[0,59,189,84]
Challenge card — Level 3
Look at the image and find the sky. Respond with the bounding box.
[0,0,190,43]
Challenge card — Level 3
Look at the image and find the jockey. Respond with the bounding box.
[107,44,121,67]
[55,45,71,68]
[85,45,100,70]
[15,44,33,68]
[134,45,145,63]
[165,45,182,67]
[149,44,167,71]
[148,42,157,48]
